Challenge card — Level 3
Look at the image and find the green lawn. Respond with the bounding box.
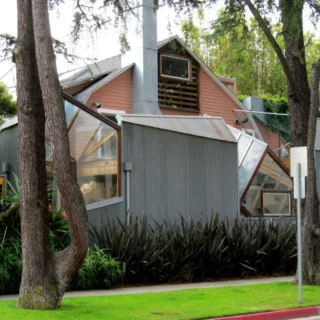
[1,282,320,320]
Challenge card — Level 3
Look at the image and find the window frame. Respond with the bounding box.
[261,190,292,216]
[240,148,293,217]
[160,53,192,82]
[59,94,122,201]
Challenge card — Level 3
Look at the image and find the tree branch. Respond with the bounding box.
[242,0,297,91]
[76,0,91,22]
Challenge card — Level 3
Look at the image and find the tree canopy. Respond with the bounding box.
[0,82,16,125]
[182,9,320,98]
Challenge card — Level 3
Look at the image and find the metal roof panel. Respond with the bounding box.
[120,115,237,143]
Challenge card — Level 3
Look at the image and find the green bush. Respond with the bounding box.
[263,96,290,133]
[68,245,123,291]
[91,215,297,284]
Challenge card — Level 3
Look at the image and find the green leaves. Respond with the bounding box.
[263,96,290,133]
[91,215,297,285]
[68,245,123,290]
[0,82,16,126]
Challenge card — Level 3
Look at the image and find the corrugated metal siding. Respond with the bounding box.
[87,201,125,242]
[0,125,19,185]
[122,122,238,223]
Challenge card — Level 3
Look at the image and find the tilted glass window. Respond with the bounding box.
[238,139,266,198]
[160,54,191,81]
[46,99,120,209]
[242,153,292,217]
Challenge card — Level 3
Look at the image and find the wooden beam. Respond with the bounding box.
[158,87,198,97]
[250,161,275,212]
[158,92,198,102]
[80,130,117,161]
[159,98,198,107]
[63,93,121,131]
[67,109,80,132]
[78,123,101,161]
[79,160,118,176]
[158,82,197,91]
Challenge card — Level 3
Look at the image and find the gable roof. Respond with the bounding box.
[159,36,263,140]
[60,55,121,88]
[75,64,134,103]
[60,35,263,140]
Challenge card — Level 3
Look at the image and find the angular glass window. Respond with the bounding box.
[241,152,292,217]
[161,54,191,81]
[46,97,120,209]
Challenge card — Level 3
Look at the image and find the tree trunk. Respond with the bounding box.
[244,0,320,284]
[16,0,61,309]
[16,0,88,309]
[32,0,88,304]
[303,59,320,284]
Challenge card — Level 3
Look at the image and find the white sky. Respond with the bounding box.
[0,1,186,95]
[0,0,318,97]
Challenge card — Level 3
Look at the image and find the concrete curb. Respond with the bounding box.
[209,307,320,320]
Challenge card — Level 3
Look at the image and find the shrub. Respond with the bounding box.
[0,189,122,294]
[91,215,297,284]
[68,245,123,291]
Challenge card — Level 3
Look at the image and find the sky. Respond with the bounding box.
[0,1,186,95]
[0,0,318,97]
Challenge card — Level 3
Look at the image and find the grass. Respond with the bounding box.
[1,282,320,320]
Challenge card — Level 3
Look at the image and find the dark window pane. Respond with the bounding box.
[161,55,190,80]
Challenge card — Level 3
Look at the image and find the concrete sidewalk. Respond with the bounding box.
[0,276,293,301]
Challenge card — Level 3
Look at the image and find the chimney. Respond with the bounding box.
[121,0,161,114]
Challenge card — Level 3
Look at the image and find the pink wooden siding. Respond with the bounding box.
[162,68,243,130]
[86,69,132,114]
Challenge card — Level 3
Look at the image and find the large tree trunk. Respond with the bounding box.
[280,0,310,147]
[244,0,320,284]
[303,59,320,284]
[17,0,88,309]
[16,0,61,309]
[281,0,320,284]
[32,0,88,304]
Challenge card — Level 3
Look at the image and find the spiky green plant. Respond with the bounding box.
[91,215,297,284]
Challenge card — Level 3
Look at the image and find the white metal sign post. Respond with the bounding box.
[290,147,308,304]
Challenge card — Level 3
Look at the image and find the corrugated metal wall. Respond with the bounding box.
[0,125,19,185]
[87,201,125,241]
[122,122,239,223]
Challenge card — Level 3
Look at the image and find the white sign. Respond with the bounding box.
[290,147,308,177]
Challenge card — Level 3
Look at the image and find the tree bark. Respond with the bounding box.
[16,0,60,309]
[280,0,310,147]
[243,0,320,284]
[303,59,320,284]
[16,0,88,309]
[32,0,88,304]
